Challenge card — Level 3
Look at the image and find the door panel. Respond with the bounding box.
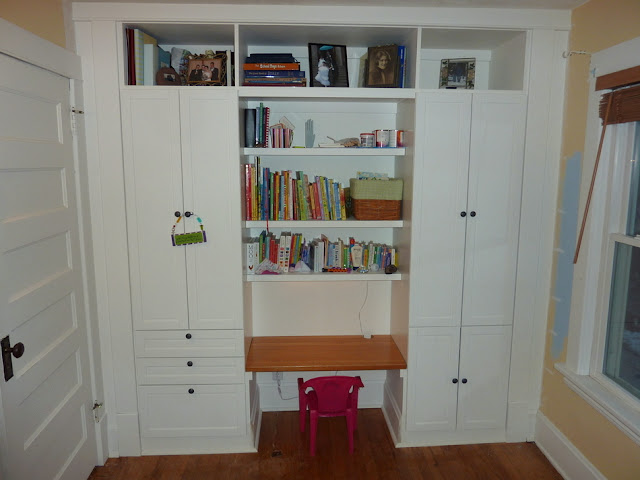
[457,325,512,430]
[180,90,243,330]
[0,53,96,480]
[411,93,470,327]
[463,93,526,326]
[121,90,188,330]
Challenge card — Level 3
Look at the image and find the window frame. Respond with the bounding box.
[556,36,640,446]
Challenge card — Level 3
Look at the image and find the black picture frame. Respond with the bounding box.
[308,43,349,87]
[365,45,399,88]
[439,58,475,90]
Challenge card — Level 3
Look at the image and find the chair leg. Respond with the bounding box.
[309,411,318,456]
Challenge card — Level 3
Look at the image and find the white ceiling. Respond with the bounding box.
[74,0,587,10]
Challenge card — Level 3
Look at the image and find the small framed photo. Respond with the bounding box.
[439,58,475,89]
[187,54,226,86]
[308,43,349,87]
[365,45,400,88]
[155,67,181,86]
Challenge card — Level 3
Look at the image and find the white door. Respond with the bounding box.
[0,53,97,479]
[462,93,526,326]
[457,325,512,430]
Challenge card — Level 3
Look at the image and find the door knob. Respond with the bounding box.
[452,378,458,384]
[460,211,466,217]
[2,336,24,381]
[184,211,192,217]
[461,378,468,384]
[469,211,476,217]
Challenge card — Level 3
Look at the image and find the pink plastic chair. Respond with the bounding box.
[297,375,364,456]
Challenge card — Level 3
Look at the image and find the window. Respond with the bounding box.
[602,122,640,402]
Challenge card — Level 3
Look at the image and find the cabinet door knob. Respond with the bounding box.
[469,211,476,217]
[188,388,194,394]
[175,211,181,217]
[460,211,466,217]
[452,378,458,384]
[185,333,192,339]
[184,211,192,217]
[187,361,193,367]
[461,378,468,384]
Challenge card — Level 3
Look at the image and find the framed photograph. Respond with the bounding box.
[187,53,226,86]
[155,67,181,86]
[439,58,475,89]
[308,43,349,87]
[365,45,399,88]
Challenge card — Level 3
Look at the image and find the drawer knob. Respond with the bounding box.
[187,361,193,367]
[461,378,468,384]
[188,388,194,394]
[185,333,192,339]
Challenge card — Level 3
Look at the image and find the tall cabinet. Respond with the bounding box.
[120,88,248,453]
[73,3,569,456]
[405,92,526,443]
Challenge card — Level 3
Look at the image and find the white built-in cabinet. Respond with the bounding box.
[73,3,569,456]
[120,88,247,453]
[405,92,525,440]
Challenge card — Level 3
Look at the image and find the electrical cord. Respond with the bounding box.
[359,281,370,337]
[276,376,297,401]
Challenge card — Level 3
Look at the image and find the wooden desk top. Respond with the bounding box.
[245,335,407,372]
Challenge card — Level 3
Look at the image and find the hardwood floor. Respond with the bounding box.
[88,409,562,480]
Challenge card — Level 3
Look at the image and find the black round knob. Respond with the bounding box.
[460,211,466,217]
[188,388,194,394]
[469,211,476,217]
[461,378,468,384]
[452,378,458,384]
[187,361,193,367]
[184,211,192,217]
[175,211,181,217]
[8,342,25,358]
[185,333,192,339]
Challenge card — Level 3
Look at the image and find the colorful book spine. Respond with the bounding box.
[244,70,306,78]
[243,63,301,70]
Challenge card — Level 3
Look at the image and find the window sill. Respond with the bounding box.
[555,363,640,445]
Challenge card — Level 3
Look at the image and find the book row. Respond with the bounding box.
[245,231,397,274]
[244,161,349,221]
[242,53,307,87]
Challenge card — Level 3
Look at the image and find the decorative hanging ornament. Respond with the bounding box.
[171,211,207,246]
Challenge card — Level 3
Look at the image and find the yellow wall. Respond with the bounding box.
[0,0,65,48]
[541,0,640,479]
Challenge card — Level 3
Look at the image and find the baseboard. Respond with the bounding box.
[534,412,605,480]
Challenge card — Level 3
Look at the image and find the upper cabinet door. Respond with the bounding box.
[462,93,526,327]
[411,92,471,328]
[180,90,242,330]
[121,89,188,330]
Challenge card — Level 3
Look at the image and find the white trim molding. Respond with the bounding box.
[555,363,640,446]
[535,411,606,480]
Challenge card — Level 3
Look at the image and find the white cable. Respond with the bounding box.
[359,281,371,338]
[277,377,297,401]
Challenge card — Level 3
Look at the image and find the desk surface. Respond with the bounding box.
[245,335,407,372]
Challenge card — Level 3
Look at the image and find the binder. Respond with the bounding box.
[244,109,257,147]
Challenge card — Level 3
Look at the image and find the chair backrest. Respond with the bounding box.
[300,376,364,414]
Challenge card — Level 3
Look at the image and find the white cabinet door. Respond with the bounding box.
[462,94,526,327]
[457,325,512,430]
[407,327,460,432]
[121,89,187,330]
[411,92,525,328]
[121,89,242,330]
[411,93,470,328]
[407,325,512,433]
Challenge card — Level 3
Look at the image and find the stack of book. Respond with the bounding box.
[125,27,171,85]
[243,53,306,87]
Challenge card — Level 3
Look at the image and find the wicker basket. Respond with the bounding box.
[349,178,403,220]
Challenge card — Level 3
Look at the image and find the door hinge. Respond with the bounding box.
[92,401,105,423]
[70,107,84,137]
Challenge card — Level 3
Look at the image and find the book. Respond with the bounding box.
[244,109,257,147]
[245,241,258,274]
[243,77,306,83]
[244,70,306,78]
[133,29,145,85]
[246,53,297,63]
[143,43,158,85]
[158,47,171,68]
[243,63,301,70]
[125,28,136,85]
[397,45,406,88]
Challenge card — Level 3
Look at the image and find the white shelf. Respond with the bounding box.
[238,87,415,100]
[243,147,406,156]
[245,271,401,282]
[244,220,403,228]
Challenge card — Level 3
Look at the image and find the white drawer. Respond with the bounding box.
[138,384,247,438]
[134,330,243,358]
[136,357,245,385]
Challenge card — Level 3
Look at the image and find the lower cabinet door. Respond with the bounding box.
[138,384,247,438]
[457,325,512,430]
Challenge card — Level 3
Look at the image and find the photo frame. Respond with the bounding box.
[308,43,349,88]
[439,58,475,89]
[365,45,400,88]
[187,53,226,86]
[155,66,181,86]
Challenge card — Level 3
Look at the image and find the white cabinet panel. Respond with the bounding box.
[407,327,460,432]
[134,330,244,358]
[138,384,246,438]
[136,357,245,385]
[122,89,242,331]
[457,325,512,430]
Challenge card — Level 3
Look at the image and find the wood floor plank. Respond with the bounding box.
[88,409,562,480]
